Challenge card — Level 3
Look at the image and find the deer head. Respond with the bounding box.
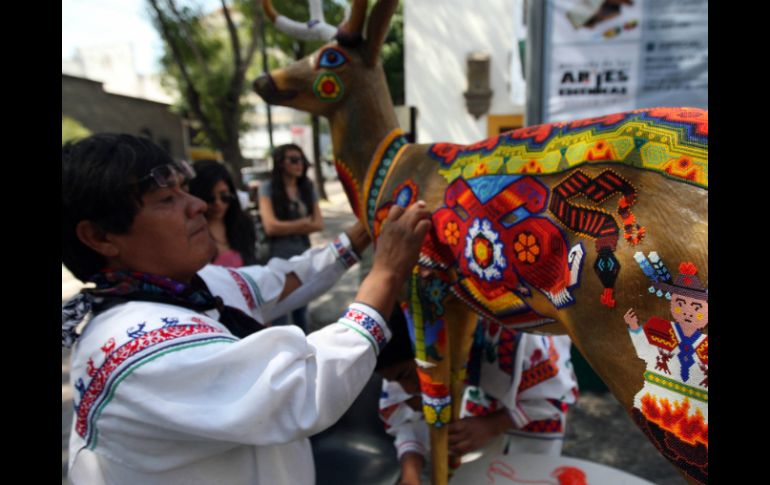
[254,0,400,185]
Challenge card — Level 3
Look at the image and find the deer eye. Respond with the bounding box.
[318,48,348,69]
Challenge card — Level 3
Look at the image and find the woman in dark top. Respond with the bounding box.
[189,160,257,267]
[259,144,324,331]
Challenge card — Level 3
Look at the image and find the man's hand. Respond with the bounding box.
[355,202,432,316]
[373,202,432,283]
[448,410,514,457]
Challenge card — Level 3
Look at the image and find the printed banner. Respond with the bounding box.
[543,0,707,122]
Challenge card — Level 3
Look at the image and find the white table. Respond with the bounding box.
[449,452,656,485]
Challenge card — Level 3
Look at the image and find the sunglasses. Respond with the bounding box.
[285,155,305,165]
[204,192,237,204]
[138,161,196,189]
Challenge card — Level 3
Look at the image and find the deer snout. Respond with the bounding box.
[253,73,298,103]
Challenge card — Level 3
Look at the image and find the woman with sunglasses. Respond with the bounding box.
[259,144,324,331]
[189,160,257,268]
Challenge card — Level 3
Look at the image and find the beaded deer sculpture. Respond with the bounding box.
[254,1,708,483]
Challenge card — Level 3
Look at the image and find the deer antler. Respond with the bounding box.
[338,0,367,37]
[262,0,337,41]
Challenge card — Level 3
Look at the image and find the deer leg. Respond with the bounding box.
[408,268,481,485]
[426,361,450,485]
[407,269,453,485]
[447,299,480,471]
[420,301,476,485]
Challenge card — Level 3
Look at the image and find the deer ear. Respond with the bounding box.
[364,0,398,66]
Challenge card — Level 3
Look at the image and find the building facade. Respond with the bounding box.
[62,73,186,160]
[404,0,526,144]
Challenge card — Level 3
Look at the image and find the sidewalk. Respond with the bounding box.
[61,179,685,484]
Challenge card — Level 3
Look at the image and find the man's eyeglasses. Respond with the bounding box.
[204,192,237,204]
[138,161,196,189]
[285,155,305,165]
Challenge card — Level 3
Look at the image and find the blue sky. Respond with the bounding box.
[62,0,219,75]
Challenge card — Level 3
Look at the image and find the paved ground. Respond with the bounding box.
[562,392,685,484]
[61,180,686,484]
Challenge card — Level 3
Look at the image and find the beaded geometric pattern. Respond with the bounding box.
[429,175,579,327]
[363,128,409,234]
[382,109,708,484]
[418,368,453,427]
[334,158,362,219]
[313,71,344,102]
[428,107,707,189]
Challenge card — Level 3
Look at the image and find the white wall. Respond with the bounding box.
[404,0,525,144]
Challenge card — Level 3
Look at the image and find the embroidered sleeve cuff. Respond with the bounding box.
[337,303,391,355]
[629,326,643,334]
[396,440,427,460]
[330,232,360,270]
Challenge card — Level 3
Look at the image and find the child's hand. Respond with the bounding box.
[448,410,514,456]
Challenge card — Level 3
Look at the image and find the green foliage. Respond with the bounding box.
[149,0,347,157]
[150,0,253,147]
[149,1,401,163]
[62,116,91,145]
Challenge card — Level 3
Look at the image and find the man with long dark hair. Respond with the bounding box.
[62,133,431,484]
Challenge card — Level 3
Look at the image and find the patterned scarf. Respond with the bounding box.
[62,269,264,347]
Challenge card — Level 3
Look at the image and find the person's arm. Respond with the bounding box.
[259,194,317,236]
[199,219,370,323]
[200,203,428,324]
[344,219,371,256]
[379,378,430,461]
[78,204,431,467]
[279,202,429,323]
[307,199,324,233]
[399,452,425,485]
[274,220,368,301]
[81,304,392,461]
[275,202,429,324]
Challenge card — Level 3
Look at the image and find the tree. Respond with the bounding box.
[380,3,404,106]
[147,0,262,179]
[148,0,346,191]
[147,0,406,196]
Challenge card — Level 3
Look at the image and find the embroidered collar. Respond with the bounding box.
[62,269,264,347]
